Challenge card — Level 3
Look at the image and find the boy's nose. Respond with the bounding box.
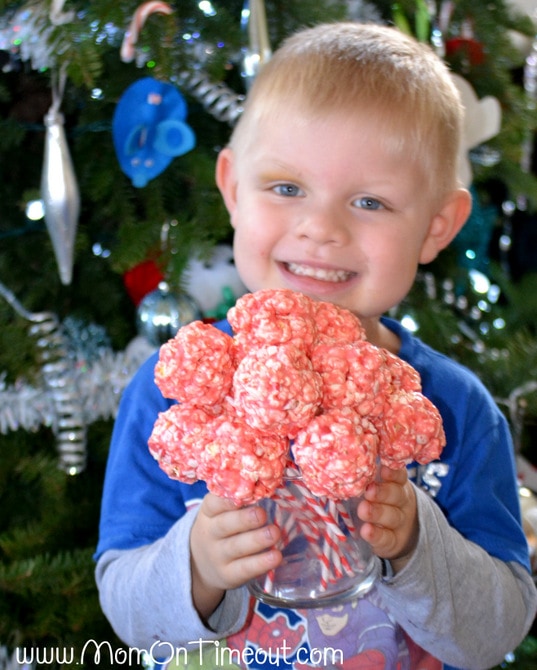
[295,208,349,246]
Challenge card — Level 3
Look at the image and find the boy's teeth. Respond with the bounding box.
[287,263,351,282]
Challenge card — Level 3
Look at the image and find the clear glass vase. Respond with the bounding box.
[248,475,378,608]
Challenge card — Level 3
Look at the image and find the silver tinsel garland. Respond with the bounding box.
[0,338,154,435]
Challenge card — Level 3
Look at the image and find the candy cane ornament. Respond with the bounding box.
[49,0,75,25]
[120,1,174,63]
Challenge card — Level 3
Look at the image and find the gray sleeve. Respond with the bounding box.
[94,507,251,649]
[377,485,537,669]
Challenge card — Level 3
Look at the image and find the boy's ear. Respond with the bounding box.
[215,147,238,224]
[419,188,472,265]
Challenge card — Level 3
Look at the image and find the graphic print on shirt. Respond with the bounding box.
[223,588,438,669]
[409,462,450,498]
[161,587,443,669]
[296,594,407,669]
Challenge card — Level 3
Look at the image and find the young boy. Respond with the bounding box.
[95,22,537,669]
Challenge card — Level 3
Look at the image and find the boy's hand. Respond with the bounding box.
[357,465,418,574]
[190,493,282,621]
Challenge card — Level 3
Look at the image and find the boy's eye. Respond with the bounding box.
[355,196,383,210]
[273,184,302,197]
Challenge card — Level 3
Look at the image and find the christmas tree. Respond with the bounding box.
[0,1,537,667]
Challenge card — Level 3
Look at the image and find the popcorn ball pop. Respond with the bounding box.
[233,343,323,439]
[154,320,235,406]
[193,412,289,505]
[311,340,391,416]
[292,408,378,500]
[227,288,319,357]
[149,403,215,483]
[377,390,447,469]
[148,288,446,598]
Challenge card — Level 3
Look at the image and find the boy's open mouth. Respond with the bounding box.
[285,262,354,283]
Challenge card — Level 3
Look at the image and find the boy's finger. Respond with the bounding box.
[201,492,240,516]
[203,503,273,541]
[378,464,408,484]
[222,547,283,588]
[358,497,403,529]
[220,522,281,563]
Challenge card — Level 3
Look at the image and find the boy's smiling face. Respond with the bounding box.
[216,108,469,339]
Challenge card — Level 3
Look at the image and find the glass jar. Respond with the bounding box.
[248,475,378,608]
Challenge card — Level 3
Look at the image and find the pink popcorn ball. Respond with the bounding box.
[292,408,378,500]
[312,340,391,417]
[148,404,216,483]
[196,412,290,505]
[312,300,366,345]
[233,344,323,438]
[154,320,235,405]
[377,390,446,469]
[228,288,318,357]
[381,349,422,392]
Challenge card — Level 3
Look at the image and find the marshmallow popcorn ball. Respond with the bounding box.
[149,288,445,506]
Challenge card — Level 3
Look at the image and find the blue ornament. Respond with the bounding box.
[112,77,196,188]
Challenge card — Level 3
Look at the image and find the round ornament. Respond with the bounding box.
[136,281,202,346]
[446,36,485,66]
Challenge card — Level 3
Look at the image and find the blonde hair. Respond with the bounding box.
[230,22,464,195]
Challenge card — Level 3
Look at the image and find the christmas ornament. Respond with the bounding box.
[241,0,272,88]
[41,66,80,285]
[183,244,247,316]
[506,0,537,57]
[452,74,501,187]
[177,69,245,126]
[112,77,196,188]
[121,0,246,125]
[0,336,154,436]
[123,258,164,306]
[0,280,86,474]
[0,340,154,436]
[119,0,245,125]
[136,281,202,346]
[32,313,87,474]
[120,1,173,65]
[0,279,154,435]
[446,36,485,67]
[49,0,75,26]
[444,17,485,67]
